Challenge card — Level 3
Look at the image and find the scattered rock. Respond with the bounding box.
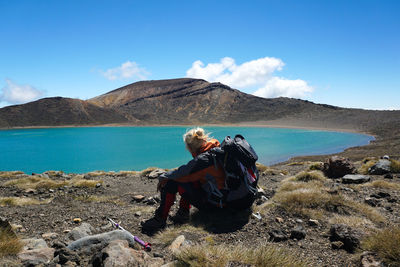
[275,217,284,223]
[331,241,344,250]
[73,218,82,224]
[22,238,48,250]
[368,159,391,175]
[360,251,383,267]
[145,197,157,205]
[323,156,356,178]
[342,174,371,184]
[384,173,393,179]
[67,222,95,241]
[364,197,380,207]
[96,183,102,188]
[42,232,59,240]
[329,224,361,253]
[382,155,390,160]
[308,219,320,227]
[132,195,146,202]
[290,226,306,240]
[24,188,36,194]
[269,229,288,242]
[134,211,142,217]
[18,247,55,265]
[147,169,165,179]
[55,247,81,265]
[387,198,397,203]
[168,235,185,253]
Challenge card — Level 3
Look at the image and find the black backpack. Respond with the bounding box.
[207,135,259,209]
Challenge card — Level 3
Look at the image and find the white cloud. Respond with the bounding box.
[186,57,313,99]
[253,77,313,98]
[0,79,44,105]
[101,61,149,81]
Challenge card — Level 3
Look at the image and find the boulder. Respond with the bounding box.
[342,174,371,184]
[290,226,306,240]
[91,240,164,267]
[323,156,356,178]
[147,169,165,179]
[364,197,380,207]
[67,230,136,251]
[368,159,391,175]
[268,229,288,242]
[18,247,55,265]
[329,224,361,253]
[55,247,81,265]
[168,235,185,253]
[67,222,95,241]
[360,251,383,267]
[22,238,48,250]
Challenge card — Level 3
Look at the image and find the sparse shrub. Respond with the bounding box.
[272,186,384,224]
[278,180,324,192]
[175,243,309,267]
[154,225,206,247]
[140,167,158,176]
[86,171,106,177]
[308,162,324,171]
[0,197,43,206]
[358,159,377,174]
[361,180,400,190]
[362,225,400,266]
[0,171,24,178]
[390,159,400,173]
[0,228,23,258]
[4,176,67,189]
[4,175,102,189]
[71,179,102,188]
[256,163,283,175]
[294,171,326,182]
[287,161,306,166]
[117,170,138,176]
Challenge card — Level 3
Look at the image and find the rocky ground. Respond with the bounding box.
[1,151,400,267]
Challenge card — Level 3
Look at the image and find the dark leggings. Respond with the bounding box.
[156,180,218,219]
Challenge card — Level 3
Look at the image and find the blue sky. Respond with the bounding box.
[0,0,399,110]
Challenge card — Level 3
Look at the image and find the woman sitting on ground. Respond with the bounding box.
[141,127,227,233]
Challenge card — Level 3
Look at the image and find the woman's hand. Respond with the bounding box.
[157,178,168,192]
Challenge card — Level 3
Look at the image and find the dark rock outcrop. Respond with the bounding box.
[323,156,356,178]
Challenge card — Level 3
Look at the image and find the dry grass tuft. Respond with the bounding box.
[0,171,25,179]
[4,176,67,189]
[271,184,384,224]
[360,180,400,190]
[139,167,159,176]
[117,170,138,176]
[154,225,206,247]
[86,171,107,177]
[390,159,400,173]
[175,243,309,267]
[362,225,400,266]
[287,161,306,166]
[329,214,375,229]
[256,163,286,175]
[0,197,46,206]
[71,178,102,188]
[308,162,324,171]
[278,180,324,192]
[358,159,377,175]
[293,170,326,182]
[0,229,23,258]
[4,175,102,189]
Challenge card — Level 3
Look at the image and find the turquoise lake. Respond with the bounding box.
[0,126,373,174]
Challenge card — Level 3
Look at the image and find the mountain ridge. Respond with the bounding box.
[0,78,399,138]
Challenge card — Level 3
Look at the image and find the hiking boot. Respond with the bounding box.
[170,209,190,224]
[141,215,166,233]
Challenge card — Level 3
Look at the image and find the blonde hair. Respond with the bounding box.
[183,127,210,153]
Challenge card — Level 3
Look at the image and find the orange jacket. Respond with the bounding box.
[160,139,226,189]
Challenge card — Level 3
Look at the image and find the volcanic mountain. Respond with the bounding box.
[0,78,399,137]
